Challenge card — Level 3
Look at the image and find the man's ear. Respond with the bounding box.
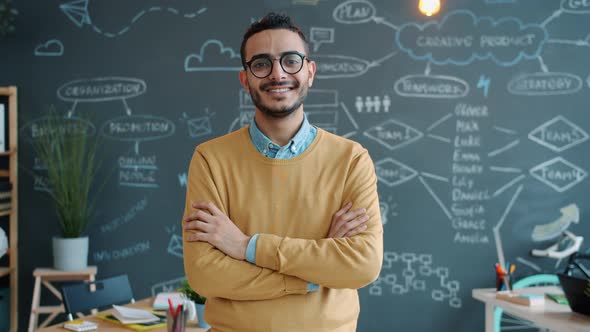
[307,60,316,88]
[239,70,250,92]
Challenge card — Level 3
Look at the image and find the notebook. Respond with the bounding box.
[558,273,590,316]
[63,320,98,331]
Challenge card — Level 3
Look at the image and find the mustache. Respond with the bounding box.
[260,81,299,90]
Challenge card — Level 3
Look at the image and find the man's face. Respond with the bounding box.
[239,29,316,118]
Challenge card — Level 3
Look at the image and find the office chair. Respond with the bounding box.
[61,274,135,320]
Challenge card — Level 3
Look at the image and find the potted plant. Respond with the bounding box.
[32,107,103,271]
[178,280,209,329]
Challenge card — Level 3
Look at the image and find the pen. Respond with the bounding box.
[168,298,175,317]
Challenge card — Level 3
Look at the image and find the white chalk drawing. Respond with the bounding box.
[487,139,520,157]
[151,276,187,296]
[60,0,207,38]
[364,119,423,150]
[529,157,587,192]
[178,172,187,188]
[561,0,590,14]
[20,115,96,143]
[379,201,389,225]
[375,158,418,187]
[528,115,589,152]
[92,240,150,262]
[333,0,377,24]
[57,77,146,116]
[379,197,398,226]
[531,204,579,242]
[354,95,391,112]
[99,197,148,233]
[493,185,524,272]
[180,110,215,138]
[421,172,449,183]
[395,10,547,66]
[117,153,160,189]
[394,75,469,98]
[100,115,175,143]
[426,113,453,144]
[492,174,525,197]
[307,111,339,133]
[476,75,491,97]
[184,39,242,72]
[507,72,583,96]
[167,232,183,258]
[310,27,335,52]
[34,39,64,56]
[369,251,462,308]
[516,257,542,273]
[419,176,452,221]
[493,126,517,135]
[314,53,394,79]
[489,166,522,173]
[340,102,359,132]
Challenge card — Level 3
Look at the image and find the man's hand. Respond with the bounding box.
[183,202,250,260]
[327,202,369,238]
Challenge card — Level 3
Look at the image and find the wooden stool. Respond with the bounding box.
[28,266,97,332]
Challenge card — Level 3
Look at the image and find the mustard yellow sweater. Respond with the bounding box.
[183,127,383,332]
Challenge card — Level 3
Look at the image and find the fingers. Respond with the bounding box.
[333,214,369,238]
[330,207,367,237]
[192,201,222,216]
[186,230,207,242]
[183,209,214,224]
[332,202,352,220]
[184,220,213,233]
[343,224,368,238]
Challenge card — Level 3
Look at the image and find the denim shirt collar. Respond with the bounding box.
[249,113,313,157]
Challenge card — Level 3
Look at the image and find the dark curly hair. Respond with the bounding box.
[240,12,310,68]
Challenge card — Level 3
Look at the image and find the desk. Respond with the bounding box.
[37,298,208,332]
[472,286,590,332]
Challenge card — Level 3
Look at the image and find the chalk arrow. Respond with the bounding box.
[532,203,579,242]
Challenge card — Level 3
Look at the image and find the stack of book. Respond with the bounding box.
[0,182,11,214]
[496,291,545,307]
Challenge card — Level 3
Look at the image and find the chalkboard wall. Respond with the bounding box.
[1,0,590,331]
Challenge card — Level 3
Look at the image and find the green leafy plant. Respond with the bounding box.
[0,0,17,36]
[32,107,103,238]
[178,280,206,305]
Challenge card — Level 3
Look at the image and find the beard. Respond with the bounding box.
[250,80,309,119]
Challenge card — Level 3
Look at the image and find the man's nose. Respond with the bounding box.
[268,59,287,80]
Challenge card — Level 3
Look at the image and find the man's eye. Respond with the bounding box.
[252,61,270,69]
[283,57,301,65]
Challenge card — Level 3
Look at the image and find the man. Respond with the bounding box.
[182,12,383,332]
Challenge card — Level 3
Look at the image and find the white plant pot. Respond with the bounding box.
[52,236,89,271]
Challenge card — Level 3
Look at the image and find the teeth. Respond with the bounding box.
[268,88,290,93]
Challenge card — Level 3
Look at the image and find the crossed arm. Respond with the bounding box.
[182,149,383,301]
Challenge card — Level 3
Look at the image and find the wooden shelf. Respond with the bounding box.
[0,86,18,332]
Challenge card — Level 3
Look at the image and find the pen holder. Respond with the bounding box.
[167,308,187,332]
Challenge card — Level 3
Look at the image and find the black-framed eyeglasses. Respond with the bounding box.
[245,51,308,78]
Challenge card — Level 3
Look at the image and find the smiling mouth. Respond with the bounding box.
[266,87,293,93]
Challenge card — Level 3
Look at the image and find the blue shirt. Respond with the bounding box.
[246,114,319,292]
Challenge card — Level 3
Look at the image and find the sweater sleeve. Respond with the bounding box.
[254,149,384,289]
[183,148,309,301]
